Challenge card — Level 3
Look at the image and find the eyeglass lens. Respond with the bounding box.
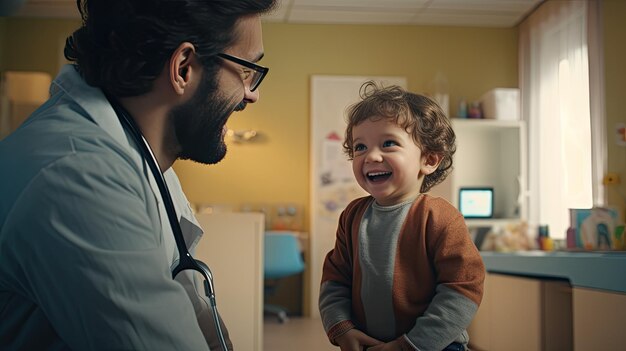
[217,53,267,92]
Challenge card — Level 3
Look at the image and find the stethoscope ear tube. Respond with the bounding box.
[106,94,228,351]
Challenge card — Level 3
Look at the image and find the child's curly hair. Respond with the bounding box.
[343,81,456,193]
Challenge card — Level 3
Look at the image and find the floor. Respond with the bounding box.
[263,316,336,351]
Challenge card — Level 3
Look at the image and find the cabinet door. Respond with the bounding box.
[489,274,542,351]
[467,273,492,350]
[573,287,626,350]
[468,273,574,351]
[542,281,572,351]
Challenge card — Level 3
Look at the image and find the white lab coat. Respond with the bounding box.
[0,65,230,350]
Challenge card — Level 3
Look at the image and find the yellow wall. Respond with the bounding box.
[603,0,626,220]
[173,23,518,230]
[5,10,622,230]
[1,18,80,75]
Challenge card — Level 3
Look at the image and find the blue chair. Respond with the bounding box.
[264,231,305,323]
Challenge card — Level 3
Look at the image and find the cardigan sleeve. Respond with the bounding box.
[404,207,485,350]
[319,207,356,344]
[319,197,372,344]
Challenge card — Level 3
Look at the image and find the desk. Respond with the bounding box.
[472,251,626,350]
[481,250,626,293]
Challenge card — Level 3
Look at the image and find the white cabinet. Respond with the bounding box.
[195,213,265,351]
[429,119,527,226]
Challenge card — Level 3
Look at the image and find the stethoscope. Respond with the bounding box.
[106,94,228,351]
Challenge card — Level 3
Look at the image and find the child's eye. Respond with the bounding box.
[353,143,366,152]
[382,140,398,148]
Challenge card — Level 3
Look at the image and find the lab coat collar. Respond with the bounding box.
[51,64,204,250]
[51,64,131,152]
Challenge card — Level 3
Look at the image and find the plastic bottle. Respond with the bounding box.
[457,98,468,118]
[468,101,482,119]
[566,227,577,249]
[542,236,554,251]
[538,225,553,251]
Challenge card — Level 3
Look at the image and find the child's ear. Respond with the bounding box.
[420,153,442,175]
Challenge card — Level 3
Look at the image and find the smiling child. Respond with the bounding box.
[319,81,485,351]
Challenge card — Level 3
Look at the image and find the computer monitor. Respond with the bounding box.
[459,187,494,218]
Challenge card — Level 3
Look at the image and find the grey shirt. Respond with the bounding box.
[359,198,414,340]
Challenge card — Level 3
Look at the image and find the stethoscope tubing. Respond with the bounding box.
[106,94,228,350]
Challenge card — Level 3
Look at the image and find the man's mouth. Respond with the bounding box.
[234,100,247,112]
[366,171,392,182]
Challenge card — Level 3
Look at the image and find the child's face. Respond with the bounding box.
[350,117,430,206]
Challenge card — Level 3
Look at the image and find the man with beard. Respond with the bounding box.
[0,0,275,350]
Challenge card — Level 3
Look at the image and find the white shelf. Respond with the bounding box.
[464,218,523,227]
[429,118,527,223]
[451,118,522,128]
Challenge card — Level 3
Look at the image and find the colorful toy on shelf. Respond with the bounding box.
[537,225,554,251]
[570,207,621,250]
[468,101,482,119]
[480,221,534,252]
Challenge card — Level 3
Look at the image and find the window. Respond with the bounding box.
[520,1,604,239]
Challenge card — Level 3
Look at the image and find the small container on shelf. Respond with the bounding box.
[480,88,520,121]
[537,224,554,251]
[468,101,482,119]
[457,98,468,118]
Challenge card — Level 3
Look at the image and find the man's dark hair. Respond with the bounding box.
[64,0,276,97]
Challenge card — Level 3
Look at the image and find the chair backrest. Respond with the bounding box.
[264,231,305,279]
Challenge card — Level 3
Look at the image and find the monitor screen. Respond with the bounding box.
[459,187,494,218]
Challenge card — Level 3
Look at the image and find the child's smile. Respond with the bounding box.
[351,117,428,206]
[366,170,392,182]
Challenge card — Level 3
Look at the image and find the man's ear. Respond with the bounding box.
[420,152,442,176]
[169,42,196,96]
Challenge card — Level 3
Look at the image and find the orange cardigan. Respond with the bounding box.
[321,195,485,347]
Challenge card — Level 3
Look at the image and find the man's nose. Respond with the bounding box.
[244,86,260,103]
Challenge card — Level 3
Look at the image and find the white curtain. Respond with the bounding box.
[519,0,605,239]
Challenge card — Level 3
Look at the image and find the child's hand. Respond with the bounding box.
[335,329,382,351]
[366,339,403,351]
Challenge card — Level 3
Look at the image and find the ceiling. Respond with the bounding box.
[13,0,544,28]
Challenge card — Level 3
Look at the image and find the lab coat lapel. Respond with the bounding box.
[164,169,204,251]
[53,64,204,260]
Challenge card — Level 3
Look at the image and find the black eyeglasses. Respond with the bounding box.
[217,53,269,92]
